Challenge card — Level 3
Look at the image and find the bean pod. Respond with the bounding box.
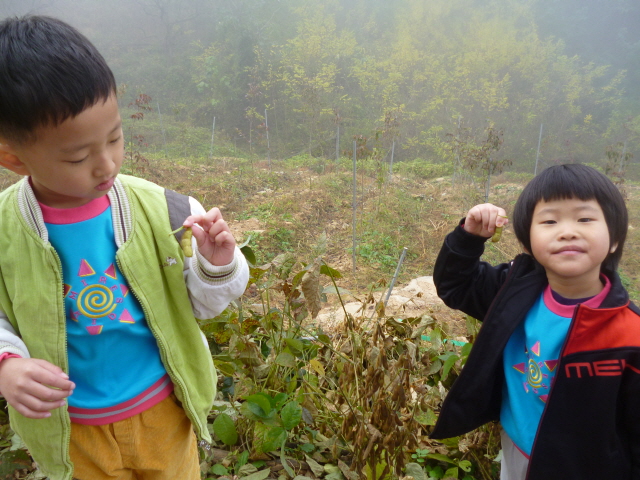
[490,226,503,243]
[180,227,193,257]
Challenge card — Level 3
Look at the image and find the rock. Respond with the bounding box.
[316,276,445,332]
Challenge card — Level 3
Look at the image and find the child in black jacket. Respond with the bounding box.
[432,164,640,480]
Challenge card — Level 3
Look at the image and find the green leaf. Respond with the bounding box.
[239,468,272,480]
[245,393,272,415]
[0,449,32,477]
[240,245,257,266]
[210,464,229,475]
[275,351,297,368]
[281,401,302,430]
[300,443,315,453]
[414,408,437,426]
[212,412,238,446]
[458,460,472,472]
[236,449,249,470]
[320,264,342,279]
[261,426,287,453]
[426,453,458,465]
[284,338,304,355]
[322,285,351,295]
[274,392,289,409]
[281,437,295,477]
[460,343,473,357]
[213,360,237,377]
[444,466,459,478]
[440,354,460,381]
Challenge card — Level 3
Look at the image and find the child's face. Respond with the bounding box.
[0,95,123,208]
[529,197,615,296]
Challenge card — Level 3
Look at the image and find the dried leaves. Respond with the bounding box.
[204,259,498,480]
[301,258,322,319]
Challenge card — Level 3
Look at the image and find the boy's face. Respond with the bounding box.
[529,197,615,296]
[0,95,123,208]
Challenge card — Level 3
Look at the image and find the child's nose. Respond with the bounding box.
[94,153,117,177]
[558,224,578,239]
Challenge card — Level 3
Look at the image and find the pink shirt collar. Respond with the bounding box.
[543,275,611,317]
[39,196,110,224]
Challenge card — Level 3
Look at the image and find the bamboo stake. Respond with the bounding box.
[265,109,271,170]
[209,116,216,160]
[157,102,168,158]
[352,140,357,274]
[534,123,543,175]
[384,247,408,306]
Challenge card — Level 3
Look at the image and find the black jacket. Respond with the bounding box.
[431,224,640,479]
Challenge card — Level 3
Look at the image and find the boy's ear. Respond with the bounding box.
[0,143,30,176]
[610,243,618,254]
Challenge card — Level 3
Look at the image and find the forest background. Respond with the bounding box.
[2,0,640,173]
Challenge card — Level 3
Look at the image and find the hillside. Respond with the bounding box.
[111,154,640,295]
[0,156,639,479]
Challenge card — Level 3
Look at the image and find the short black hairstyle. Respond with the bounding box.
[0,15,116,143]
[513,163,628,272]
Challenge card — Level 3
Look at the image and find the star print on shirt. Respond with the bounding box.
[511,341,559,403]
[64,259,135,335]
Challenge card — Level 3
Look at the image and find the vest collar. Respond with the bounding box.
[17,176,133,247]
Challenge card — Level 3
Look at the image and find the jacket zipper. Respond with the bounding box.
[51,247,74,478]
[523,303,582,479]
[114,255,209,443]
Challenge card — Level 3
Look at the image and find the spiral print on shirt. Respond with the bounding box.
[65,259,133,335]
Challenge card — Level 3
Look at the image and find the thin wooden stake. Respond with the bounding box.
[388,139,396,182]
[157,102,168,158]
[265,109,271,170]
[336,124,340,162]
[209,116,216,159]
[385,247,408,306]
[534,123,543,175]
[352,140,357,274]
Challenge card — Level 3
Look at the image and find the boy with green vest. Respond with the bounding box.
[0,15,249,480]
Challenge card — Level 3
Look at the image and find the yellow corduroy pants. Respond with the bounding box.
[69,394,200,480]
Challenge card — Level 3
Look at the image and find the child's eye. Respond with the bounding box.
[66,157,87,164]
[541,220,556,225]
[578,218,593,223]
[109,136,121,144]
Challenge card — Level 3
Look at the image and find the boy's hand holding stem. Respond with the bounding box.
[0,358,75,419]
[464,203,509,240]
[183,207,236,267]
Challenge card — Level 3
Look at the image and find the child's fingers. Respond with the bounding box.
[184,208,224,231]
[30,359,75,391]
[207,219,232,242]
[212,230,235,249]
[11,394,67,419]
[465,204,507,237]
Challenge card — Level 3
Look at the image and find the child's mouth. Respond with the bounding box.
[96,177,115,191]
[555,245,585,255]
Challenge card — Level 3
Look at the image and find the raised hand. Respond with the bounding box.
[183,208,236,267]
[464,203,509,239]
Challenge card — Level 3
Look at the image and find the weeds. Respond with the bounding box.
[193,248,503,480]
[1,154,638,479]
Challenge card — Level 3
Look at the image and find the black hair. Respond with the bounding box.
[0,15,116,143]
[513,163,628,271]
